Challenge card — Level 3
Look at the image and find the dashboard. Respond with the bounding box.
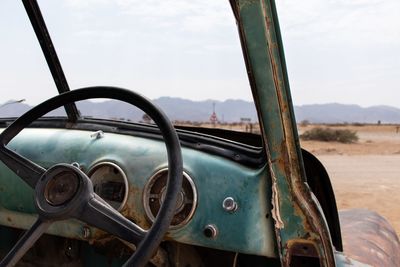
[0,125,276,258]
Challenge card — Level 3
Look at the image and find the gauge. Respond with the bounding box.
[88,162,129,211]
[143,169,197,229]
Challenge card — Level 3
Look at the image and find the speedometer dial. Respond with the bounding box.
[88,162,129,211]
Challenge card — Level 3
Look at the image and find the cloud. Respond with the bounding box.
[3,0,398,107]
[74,29,127,45]
[63,0,234,33]
[63,0,111,9]
[275,0,400,107]
[276,0,400,45]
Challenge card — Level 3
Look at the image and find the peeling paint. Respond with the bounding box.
[267,152,284,229]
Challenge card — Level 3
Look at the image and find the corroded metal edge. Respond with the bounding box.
[231,0,336,265]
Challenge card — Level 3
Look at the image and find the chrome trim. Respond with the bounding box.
[203,224,218,239]
[222,197,238,213]
[143,168,198,229]
[87,162,129,211]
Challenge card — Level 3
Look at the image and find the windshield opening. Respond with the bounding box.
[0,0,259,135]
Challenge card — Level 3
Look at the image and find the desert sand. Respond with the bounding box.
[299,124,400,236]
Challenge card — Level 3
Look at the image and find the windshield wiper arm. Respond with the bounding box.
[22,0,80,122]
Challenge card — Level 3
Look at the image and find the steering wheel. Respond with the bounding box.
[0,87,183,267]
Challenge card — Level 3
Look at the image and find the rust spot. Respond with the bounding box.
[287,240,319,258]
[121,185,151,229]
[6,216,11,222]
[266,17,272,30]
[88,184,151,243]
[286,240,321,267]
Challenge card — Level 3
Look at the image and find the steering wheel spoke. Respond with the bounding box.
[0,87,183,267]
[79,194,146,245]
[0,145,45,188]
[0,218,51,267]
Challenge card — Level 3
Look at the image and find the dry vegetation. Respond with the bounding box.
[300,127,358,143]
[179,121,400,236]
[299,123,400,236]
[299,124,400,155]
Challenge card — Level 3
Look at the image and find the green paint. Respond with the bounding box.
[236,0,306,240]
[233,0,335,264]
[0,128,276,257]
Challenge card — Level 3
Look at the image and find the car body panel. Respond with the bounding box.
[0,0,399,266]
[340,209,400,267]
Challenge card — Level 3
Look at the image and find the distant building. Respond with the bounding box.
[240,118,251,123]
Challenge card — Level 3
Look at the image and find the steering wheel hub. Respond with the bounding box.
[44,170,80,206]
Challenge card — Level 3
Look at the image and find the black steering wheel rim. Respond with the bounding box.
[0,86,183,267]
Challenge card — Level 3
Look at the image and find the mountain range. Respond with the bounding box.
[1,97,400,124]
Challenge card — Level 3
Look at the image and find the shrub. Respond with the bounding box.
[299,120,310,127]
[300,127,358,143]
[351,122,365,127]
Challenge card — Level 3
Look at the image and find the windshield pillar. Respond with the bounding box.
[231,0,335,265]
[22,0,80,122]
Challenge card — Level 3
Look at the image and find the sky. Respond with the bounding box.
[0,0,399,108]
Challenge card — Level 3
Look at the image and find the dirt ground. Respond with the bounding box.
[299,124,400,236]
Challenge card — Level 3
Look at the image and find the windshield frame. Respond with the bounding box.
[22,0,80,121]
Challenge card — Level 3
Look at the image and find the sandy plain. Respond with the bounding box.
[298,124,400,236]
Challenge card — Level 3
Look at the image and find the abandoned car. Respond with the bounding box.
[1,0,399,266]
